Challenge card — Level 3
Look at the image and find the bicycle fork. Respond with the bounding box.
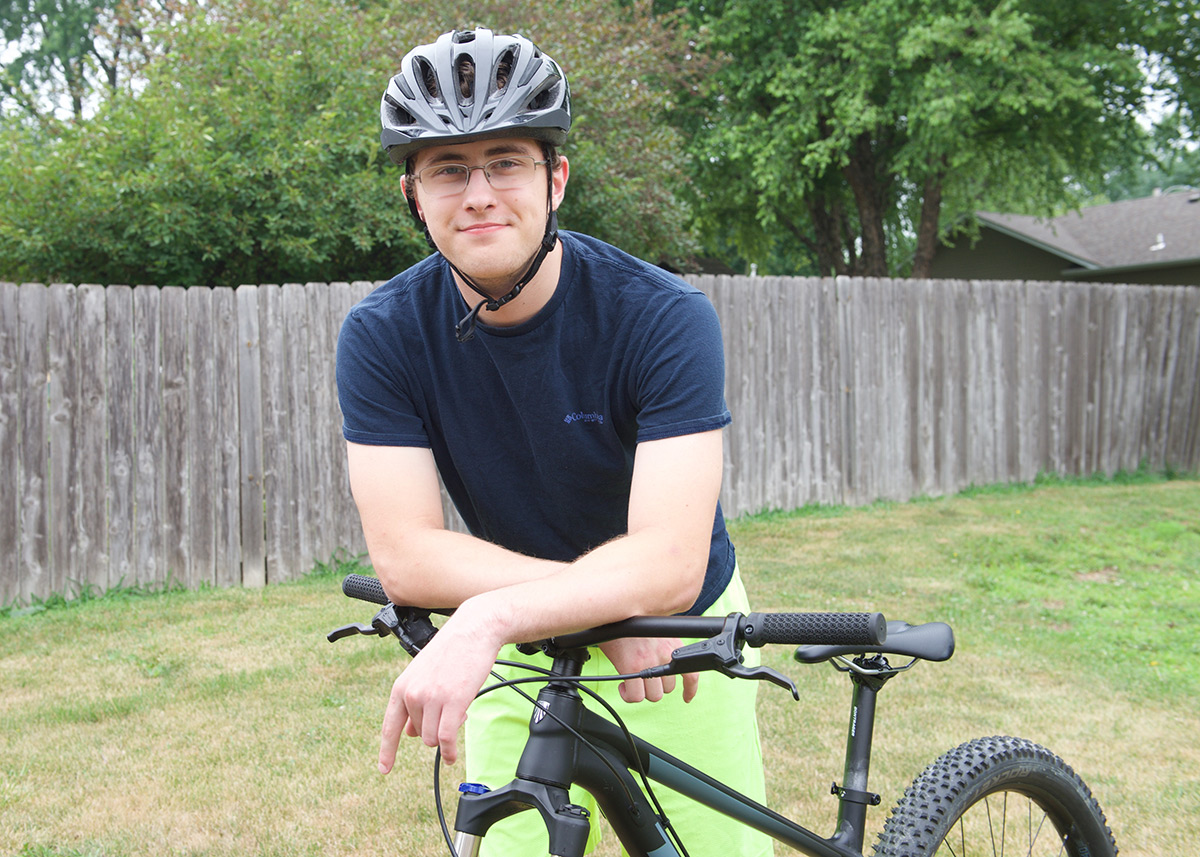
[452,652,597,857]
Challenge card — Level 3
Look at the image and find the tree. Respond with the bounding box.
[1,0,175,123]
[672,0,1200,278]
[373,0,709,266]
[1095,110,1200,201]
[0,0,705,286]
[1,0,424,286]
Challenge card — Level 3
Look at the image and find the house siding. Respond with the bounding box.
[930,229,1083,281]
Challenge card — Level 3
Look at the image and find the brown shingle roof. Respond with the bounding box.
[978,189,1200,272]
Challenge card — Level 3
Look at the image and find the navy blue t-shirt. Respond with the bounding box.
[336,232,736,614]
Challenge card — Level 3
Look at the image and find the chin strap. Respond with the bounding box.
[451,210,559,343]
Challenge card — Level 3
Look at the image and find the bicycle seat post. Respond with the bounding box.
[830,657,893,853]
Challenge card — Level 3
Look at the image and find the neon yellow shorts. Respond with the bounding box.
[464,567,773,857]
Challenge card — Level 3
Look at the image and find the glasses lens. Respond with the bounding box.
[420,164,470,196]
[417,156,540,196]
[485,157,537,189]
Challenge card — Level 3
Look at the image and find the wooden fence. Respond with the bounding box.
[2,277,1198,604]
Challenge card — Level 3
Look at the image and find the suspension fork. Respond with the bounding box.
[452,649,596,857]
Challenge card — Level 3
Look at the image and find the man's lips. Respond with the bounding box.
[459,222,507,235]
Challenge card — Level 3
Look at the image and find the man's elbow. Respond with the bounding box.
[363,530,436,606]
[657,538,709,615]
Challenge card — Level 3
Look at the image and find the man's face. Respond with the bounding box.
[409,137,568,293]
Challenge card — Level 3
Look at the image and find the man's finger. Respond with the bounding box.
[379,679,411,774]
[619,678,647,703]
[682,670,700,703]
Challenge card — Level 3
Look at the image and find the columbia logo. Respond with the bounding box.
[563,412,604,425]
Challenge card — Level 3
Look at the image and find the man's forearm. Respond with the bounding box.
[368,525,565,608]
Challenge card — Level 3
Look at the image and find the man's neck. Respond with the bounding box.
[452,240,564,329]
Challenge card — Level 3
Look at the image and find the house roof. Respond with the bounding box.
[977,188,1200,277]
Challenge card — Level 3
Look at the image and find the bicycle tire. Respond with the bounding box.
[873,735,1117,857]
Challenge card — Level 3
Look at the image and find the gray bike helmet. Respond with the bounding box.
[381,28,571,165]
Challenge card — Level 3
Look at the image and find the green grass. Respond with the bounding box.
[1,477,1197,856]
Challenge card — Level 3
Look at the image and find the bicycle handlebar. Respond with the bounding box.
[342,573,389,605]
[339,573,886,650]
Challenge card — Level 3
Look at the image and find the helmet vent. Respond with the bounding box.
[495,48,517,93]
[527,82,558,112]
[414,56,439,102]
[383,93,414,127]
[454,56,475,104]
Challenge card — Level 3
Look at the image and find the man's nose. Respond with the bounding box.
[461,166,496,204]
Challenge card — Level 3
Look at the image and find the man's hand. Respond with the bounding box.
[599,636,700,704]
[378,607,504,770]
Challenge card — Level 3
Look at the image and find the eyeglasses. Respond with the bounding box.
[412,156,549,198]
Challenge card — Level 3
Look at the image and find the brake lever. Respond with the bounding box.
[326,604,438,657]
[714,663,800,699]
[643,614,800,699]
[327,622,384,642]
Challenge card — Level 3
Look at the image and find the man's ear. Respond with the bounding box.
[404,175,426,221]
[551,155,569,212]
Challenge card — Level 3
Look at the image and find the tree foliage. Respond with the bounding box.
[672,0,1200,277]
[1,0,175,123]
[4,0,1196,285]
[0,0,703,286]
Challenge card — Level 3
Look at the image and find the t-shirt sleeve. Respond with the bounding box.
[633,290,732,443]
[336,309,431,447]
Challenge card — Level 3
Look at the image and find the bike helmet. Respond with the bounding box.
[381,28,571,165]
[380,28,572,342]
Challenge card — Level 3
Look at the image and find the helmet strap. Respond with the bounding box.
[405,158,561,342]
[452,210,558,342]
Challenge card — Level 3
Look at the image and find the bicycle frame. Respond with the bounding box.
[451,646,891,857]
[332,576,1116,857]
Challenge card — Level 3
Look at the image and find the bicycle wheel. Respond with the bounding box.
[874,735,1117,857]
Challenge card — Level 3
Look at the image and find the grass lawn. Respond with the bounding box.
[1,474,1196,856]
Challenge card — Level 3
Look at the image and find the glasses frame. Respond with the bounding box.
[412,155,550,198]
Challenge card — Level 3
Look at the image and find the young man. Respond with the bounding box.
[336,28,770,856]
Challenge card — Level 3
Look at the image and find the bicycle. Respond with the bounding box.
[329,573,1118,857]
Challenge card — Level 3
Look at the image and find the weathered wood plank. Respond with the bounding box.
[187,286,216,588]
[1083,284,1106,476]
[282,283,314,577]
[134,286,164,587]
[75,285,108,592]
[106,286,136,589]
[257,285,291,582]
[0,284,22,605]
[212,287,242,588]
[1095,286,1123,477]
[306,282,334,566]
[884,277,912,501]
[18,283,49,602]
[1172,288,1200,472]
[236,285,266,587]
[46,283,76,598]
[1115,284,1148,474]
[161,286,189,587]
[1160,288,1193,472]
[996,281,1021,484]
[326,282,359,556]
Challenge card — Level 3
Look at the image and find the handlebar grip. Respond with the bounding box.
[342,573,389,605]
[742,612,886,648]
